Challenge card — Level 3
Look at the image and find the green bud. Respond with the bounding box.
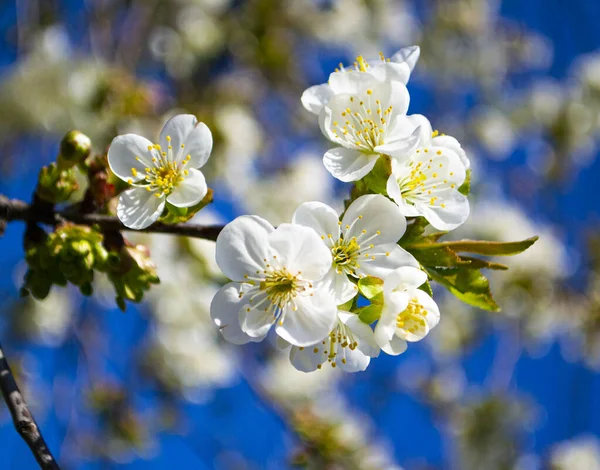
[37,163,79,204]
[58,130,92,168]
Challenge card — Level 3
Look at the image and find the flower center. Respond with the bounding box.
[332,237,361,275]
[396,298,428,335]
[311,321,359,370]
[260,268,302,312]
[130,136,193,197]
[330,95,393,152]
[397,150,451,208]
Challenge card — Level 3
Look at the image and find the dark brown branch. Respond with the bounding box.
[0,195,224,241]
[0,341,61,469]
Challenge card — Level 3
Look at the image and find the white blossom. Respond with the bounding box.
[375,267,440,355]
[292,194,417,304]
[211,215,337,347]
[288,310,380,373]
[318,76,419,182]
[301,46,420,115]
[108,114,213,229]
[386,114,470,230]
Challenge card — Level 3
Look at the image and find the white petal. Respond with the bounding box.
[240,294,275,338]
[419,190,470,230]
[406,114,433,146]
[268,224,332,281]
[367,62,411,84]
[276,290,337,347]
[391,45,420,72]
[381,80,410,116]
[323,147,379,182]
[374,124,421,157]
[386,173,422,217]
[358,243,419,279]
[342,194,407,244]
[215,215,274,281]
[210,283,264,345]
[292,201,340,242]
[160,114,197,154]
[413,289,440,330]
[117,187,165,229]
[180,121,213,168]
[108,134,154,183]
[433,134,470,169]
[383,267,428,295]
[301,83,334,115]
[339,312,380,358]
[380,335,408,356]
[328,70,378,95]
[338,347,371,372]
[289,344,327,372]
[318,268,358,305]
[166,168,207,208]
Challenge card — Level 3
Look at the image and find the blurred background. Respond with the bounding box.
[0,0,599,468]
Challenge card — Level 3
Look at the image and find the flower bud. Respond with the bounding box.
[36,163,79,204]
[58,130,92,168]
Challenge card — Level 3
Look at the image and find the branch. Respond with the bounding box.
[0,195,224,241]
[0,342,61,469]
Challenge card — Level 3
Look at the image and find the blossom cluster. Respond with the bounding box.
[106,46,474,373]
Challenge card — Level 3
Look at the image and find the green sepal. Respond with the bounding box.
[356,303,383,324]
[159,188,213,224]
[357,276,384,301]
[427,266,500,312]
[399,217,429,247]
[458,168,471,196]
[418,280,434,297]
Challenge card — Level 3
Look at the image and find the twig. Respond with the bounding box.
[0,195,224,241]
[0,341,61,469]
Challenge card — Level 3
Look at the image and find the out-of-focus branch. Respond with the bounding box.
[0,195,224,241]
[0,341,61,469]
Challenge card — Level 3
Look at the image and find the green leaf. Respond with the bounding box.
[427,266,500,312]
[356,303,383,324]
[409,245,466,268]
[459,256,509,271]
[458,168,471,196]
[418,280,433,297]
[358,276,384,300]
[338,297,355,311]
[421,236,539,256]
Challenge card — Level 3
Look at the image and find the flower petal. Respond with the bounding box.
[180,121,213,168]
[375,291,409,347]
[276,290,337,347]
[240,294,275,338]
[117,187,165,229]
[343,194,407,244]
[323,147,379,182]
[289,344,327,372]
[433,134,470,169]
[391,45,420,72]
[383,266,428,295]
[108,134,154,183]
[268,224,332,281]
[166,168,207,208]
[414,289,440,331]
[328,70,378,95]
[215,215,274,281]
[358,243,419,279]
[339,312,380,358]
[318,268,359,305]
[374,124,421,158]
[292,201,340,243]
[419,190,470,230]
[301,83,334,115]
[211,283,264,344]
[380,335,408,356]
[386,173,421,217]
